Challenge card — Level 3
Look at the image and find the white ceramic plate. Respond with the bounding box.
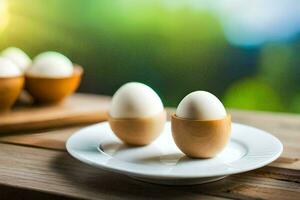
[66,122,283,185]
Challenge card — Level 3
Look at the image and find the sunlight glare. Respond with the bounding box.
[0,0,9,33]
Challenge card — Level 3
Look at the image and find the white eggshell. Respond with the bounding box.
[1,47,31,72]
[176,91,226,120]
[0,57,22,77]
[28,51,73,77]
[110,82,164,118]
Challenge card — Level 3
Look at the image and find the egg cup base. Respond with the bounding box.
[171,114,231,158]
[25,65,83,104]
[108,111,167,146]
[0,76,24,112]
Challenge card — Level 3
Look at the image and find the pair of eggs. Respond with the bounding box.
[0,47,82,111]
[108,82,231,158]
[0,47,74,77]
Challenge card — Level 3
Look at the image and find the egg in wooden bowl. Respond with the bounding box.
[0,57,24,112]
[171,91,231,158]
[108,82,166,146]
[1,47,32,73]
[25,51,83,104]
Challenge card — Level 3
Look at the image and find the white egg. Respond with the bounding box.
[1,47,31,72]
[110,82,164,118]
[176,91,226,120]
[27,51,73,77]
[0,57,22,77]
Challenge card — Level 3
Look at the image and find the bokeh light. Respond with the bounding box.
[223,78,283,111]
[216,0,300,47]
[1,0,300,113]
[0,0,9,33]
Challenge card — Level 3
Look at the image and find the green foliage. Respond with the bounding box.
[1,0,256,107]
[223,78,284,111]
[289,94,300,113]
[258,44,300,99]
[2,0,300,113]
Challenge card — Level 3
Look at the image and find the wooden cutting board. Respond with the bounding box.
[0,93,111,133]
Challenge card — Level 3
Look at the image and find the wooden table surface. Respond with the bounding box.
[0,105,300,199]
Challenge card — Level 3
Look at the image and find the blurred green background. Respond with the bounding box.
[1,0,300,112]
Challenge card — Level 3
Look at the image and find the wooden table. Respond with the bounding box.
[0,105,299,199]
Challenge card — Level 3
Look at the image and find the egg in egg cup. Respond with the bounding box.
[25,52,83,104]
[25,65,82,104]
[108,82,166,146]
[109,111,166,146]
[1,47,32,72]
[0,58,24,111]
[171,91,231,158]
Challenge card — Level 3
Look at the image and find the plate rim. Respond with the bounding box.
[66,122,283,179]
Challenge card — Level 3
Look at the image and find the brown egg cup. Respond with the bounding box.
[108,111,167,146]
[25,65,83,104]
[171,114,231,158]
[0,76,24,112]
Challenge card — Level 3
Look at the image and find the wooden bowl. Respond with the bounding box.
[25,65,83,104]
[108,111,166,146]
[171,114,231,158]
[0,76,24,112]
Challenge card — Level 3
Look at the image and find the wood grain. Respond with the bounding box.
[1,107,300,170]
[0,143,299,200]
[0,143,226,200]
[0,184,75,200]
[0,127,79,150]
[0,97,300,199]
[0,93,110,133]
